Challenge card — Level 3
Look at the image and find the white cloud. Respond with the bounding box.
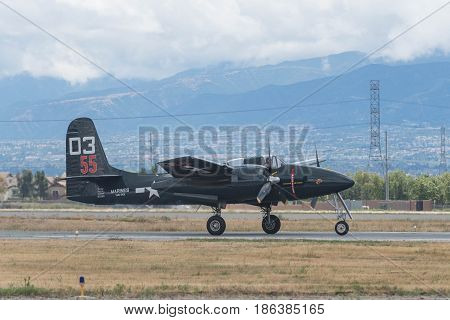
[0,0,449,83]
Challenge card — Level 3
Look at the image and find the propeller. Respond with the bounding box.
[315,144,320,168]
[310,194,319,209]
[257,175,280,203]
[266,135,272,173]
[310,144,320,209]
[256,136,280,203]
[272,182,289,204]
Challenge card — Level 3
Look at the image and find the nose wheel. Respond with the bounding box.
[335,220,349,236]
[328,193,353,236]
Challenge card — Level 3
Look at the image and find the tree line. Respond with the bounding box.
[1,169,449,204]
[342,171,450,204]
[0,170,50,200]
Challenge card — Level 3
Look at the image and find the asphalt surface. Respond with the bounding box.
[0,230,448,242]
[1,210,449,221]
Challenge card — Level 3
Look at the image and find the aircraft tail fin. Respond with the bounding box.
[66,118,114,178]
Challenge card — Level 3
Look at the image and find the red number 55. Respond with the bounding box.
[80,155,97,174]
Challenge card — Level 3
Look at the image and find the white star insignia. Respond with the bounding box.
[146,186,159,199]
[147,181,159,199]
[136,181,160,199]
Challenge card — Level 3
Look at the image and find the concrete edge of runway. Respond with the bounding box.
[0,231,448,242]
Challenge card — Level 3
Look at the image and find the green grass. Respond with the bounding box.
[0,284,445,299]
[0,285,50,297]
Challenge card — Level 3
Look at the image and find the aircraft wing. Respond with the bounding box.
[157,156,233,179]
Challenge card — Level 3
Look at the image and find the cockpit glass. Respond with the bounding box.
[270,156,284,169]
[227,156,285,168]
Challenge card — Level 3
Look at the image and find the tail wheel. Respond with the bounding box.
[335,220,349,236]
[262,215,281,234]
[207,216,226,236]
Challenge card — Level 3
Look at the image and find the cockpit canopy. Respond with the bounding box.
[227,156,285,169]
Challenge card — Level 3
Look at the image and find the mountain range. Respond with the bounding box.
[0,51,449,139]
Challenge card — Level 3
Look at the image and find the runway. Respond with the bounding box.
[0,230,448,242]
[1,209,449,221]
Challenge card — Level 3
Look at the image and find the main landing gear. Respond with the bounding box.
[206,205,282,236]
[328,193,352,236]
[261,205,281,235]
[206,206,226,236]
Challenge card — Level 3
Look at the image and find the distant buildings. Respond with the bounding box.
[0,172,66,201]
[46,177,66,200]
[0,172,19,201]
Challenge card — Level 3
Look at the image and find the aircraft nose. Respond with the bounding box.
[334,173,354,191]
[342,175,355,189]
[308,167,354,192]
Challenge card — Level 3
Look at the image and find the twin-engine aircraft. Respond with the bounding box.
[65,118,355,236]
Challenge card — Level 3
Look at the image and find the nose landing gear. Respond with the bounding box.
[328,193,352,236]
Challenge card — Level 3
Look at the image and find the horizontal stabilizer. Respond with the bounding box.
[61,174,121,180]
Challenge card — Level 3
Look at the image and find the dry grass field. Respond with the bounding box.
[0,239,448,298]
[0,216,449,232]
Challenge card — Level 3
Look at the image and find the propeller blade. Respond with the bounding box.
[257,182,272,203]
[272,183,289,204]
[267,136,272,173]
[310,197,318,209]
[315,144,320,168]
[309,144,320,209]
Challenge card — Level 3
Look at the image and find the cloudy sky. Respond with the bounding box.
[0,0,449,83]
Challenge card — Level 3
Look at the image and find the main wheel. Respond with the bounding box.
[262,215,281,234]
[335,220,349,236]
[207,216,226,236]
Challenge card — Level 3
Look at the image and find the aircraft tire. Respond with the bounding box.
[207,216,226,236]
[262,215,281,234]
[335,220,349,236]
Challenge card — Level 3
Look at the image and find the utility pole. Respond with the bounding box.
[369,80,382,172]
[440,126,447,174]
[384,131,389,201]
